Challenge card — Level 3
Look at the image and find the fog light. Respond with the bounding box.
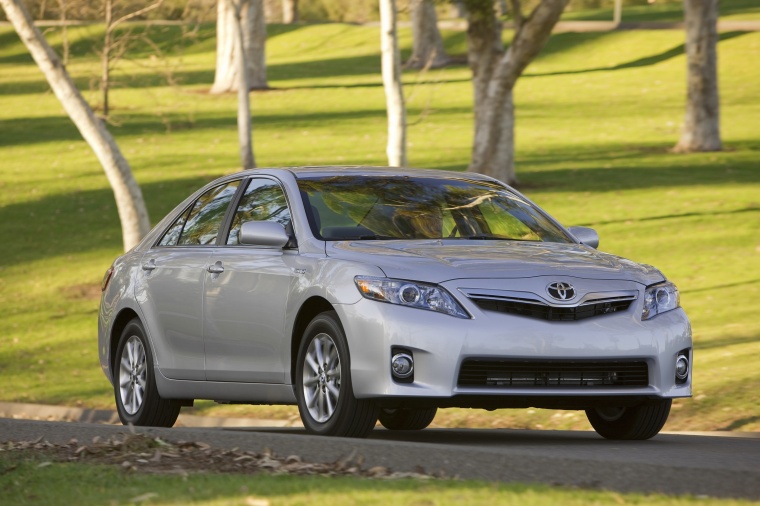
[675,354,689,382]
[391,353,414,379]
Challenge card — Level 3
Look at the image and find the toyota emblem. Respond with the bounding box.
[547,282,576,301]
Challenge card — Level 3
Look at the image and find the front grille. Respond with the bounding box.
[471,296,633,321]
[457,359,649,388]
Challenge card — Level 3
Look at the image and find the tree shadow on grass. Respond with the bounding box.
[526,31,748,77]
[0,175,212,268]
[0,105,441,147]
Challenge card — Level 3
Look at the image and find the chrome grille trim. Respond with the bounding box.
[459,289,637,322]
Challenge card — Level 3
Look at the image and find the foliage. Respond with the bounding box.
[0,21,758,431]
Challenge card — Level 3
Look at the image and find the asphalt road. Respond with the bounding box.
[1,418,759,500]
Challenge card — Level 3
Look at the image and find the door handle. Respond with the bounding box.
[207,261,224,274]
[142,259,156,271]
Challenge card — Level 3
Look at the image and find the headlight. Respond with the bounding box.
[642,281,680,320]
[354,276,470,319]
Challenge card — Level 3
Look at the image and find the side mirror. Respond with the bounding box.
[568,226,599,249]
[240,221,290,248]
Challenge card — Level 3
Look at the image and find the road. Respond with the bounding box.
[1,418,758,500]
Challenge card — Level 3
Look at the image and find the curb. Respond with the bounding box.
[1,402,758,437]
[0,401,301,429]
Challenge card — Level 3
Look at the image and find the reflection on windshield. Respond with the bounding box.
[297,176,571,243]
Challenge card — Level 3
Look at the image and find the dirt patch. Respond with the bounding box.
[61,283,101,301]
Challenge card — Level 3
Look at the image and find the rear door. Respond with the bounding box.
[137,180,241,380]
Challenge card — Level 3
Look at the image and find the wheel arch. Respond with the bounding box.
[109,308,141,379]
[290,296,335,384]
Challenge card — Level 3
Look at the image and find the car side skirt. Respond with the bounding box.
[154,367,297,405]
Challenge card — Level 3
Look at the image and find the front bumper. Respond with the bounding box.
[336,294,692,407]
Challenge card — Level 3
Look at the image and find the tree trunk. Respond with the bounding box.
[467,1,518,184]
[211,0,268,94]
[282,0,297,24]
[674,0,721,152]
[248,0,267,90]
[407,0,449,69]
[0,0,150,251]
[466,0,569,184]
[380,0,407,167]
[234,1,255,169]
[102,0,112,117]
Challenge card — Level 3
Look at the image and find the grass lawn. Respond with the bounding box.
[0,19,758,433]
[2,452,758,506]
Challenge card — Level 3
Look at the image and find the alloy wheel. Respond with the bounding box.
[301,332,341,423]
[119,335,147,415]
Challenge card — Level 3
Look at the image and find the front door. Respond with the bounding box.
[203,177,296,383]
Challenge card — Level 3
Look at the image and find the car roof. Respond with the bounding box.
[234,166,498,182]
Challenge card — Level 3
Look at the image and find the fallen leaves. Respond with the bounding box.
[3,434,444,480]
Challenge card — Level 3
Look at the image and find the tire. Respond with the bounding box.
[379,407,437,431]
[295,311,378,437]
[114,319,181,428]
[585,399,672,440]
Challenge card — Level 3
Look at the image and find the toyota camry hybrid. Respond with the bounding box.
[98,167,692,439]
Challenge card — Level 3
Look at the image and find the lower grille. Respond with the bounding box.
[457,359,649,388]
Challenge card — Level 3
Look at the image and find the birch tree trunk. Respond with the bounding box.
[674,0,721,152]
[1,0,150,251]
[211,0,268,94]
[407,0,449,69]
[466,0,569,184]
[380,0,407,167]
[282,0,297,24]
[234,0,255,169]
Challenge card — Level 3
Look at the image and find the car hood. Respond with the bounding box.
[326,240,665,285]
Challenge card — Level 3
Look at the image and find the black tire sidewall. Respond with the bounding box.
[113,319,160,426]
[378,407,437,430]
[295,312,355,435]
[586,399,672,440]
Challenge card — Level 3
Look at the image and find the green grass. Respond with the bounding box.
[0,21,759,432]
[1,453,758,506]
[561,0,760,22]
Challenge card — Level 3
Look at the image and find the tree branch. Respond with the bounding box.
[509,0,523,31]
[109,0,165,33]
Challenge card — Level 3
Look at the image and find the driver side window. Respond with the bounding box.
[227,178,292,245]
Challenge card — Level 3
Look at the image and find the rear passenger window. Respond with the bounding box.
[177,181,240,246]
[227,179,291,245]
[174,181,240,246]
[158,207,191,247]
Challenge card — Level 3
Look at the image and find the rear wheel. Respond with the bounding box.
[586,399,672,440]
[114,319,181,427]
[378,407,437,431]
[295,311,378,437]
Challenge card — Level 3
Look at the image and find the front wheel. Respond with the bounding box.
[114,319,181,427]
[586,399,672,440]
[295,311,378,437]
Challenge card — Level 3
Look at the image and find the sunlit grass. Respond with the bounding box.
[1,454,757,506]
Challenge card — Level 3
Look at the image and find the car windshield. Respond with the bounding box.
[297,175,572,243]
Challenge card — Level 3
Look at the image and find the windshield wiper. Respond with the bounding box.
[460,235,507,240]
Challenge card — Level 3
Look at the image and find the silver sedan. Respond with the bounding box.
[98,167,692,439]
